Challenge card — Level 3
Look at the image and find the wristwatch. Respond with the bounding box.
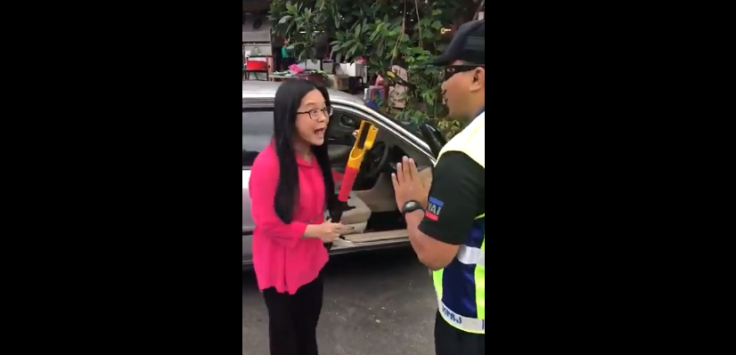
[401,200,425,216]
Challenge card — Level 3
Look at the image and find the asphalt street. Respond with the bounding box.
[242,247,437,355]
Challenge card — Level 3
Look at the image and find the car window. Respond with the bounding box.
[243,110,274,168]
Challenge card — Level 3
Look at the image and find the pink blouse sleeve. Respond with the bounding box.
[249,156,307,249]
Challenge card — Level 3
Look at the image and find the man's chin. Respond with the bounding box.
[446,110,468,122]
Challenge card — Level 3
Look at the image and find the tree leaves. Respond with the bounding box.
[269,0,471,132]
[334,15,341,29]
[369,22,383,41]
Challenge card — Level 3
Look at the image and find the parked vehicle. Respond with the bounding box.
[243,81,444,267]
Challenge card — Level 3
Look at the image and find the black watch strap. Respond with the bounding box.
[401,200,425,216]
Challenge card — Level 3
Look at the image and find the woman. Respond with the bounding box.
[249,79,345,355]
[280,38,295,71]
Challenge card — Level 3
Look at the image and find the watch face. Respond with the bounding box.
[403,201,419,212]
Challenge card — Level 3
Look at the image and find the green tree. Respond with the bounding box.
[270,0,480,139]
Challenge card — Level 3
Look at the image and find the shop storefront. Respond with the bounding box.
[242,0,274,80]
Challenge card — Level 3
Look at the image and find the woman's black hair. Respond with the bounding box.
[272,79,337,224]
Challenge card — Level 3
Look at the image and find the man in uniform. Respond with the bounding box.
[391,19,486,355]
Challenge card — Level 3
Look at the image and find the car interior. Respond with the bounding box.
[325,109,440,241]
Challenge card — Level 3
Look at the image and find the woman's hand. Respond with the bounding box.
[305,222,346,242]
[317,222,344,242]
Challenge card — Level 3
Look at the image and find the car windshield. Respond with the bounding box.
[362,104,425,139]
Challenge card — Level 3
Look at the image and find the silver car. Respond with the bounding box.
[243,81,443,267]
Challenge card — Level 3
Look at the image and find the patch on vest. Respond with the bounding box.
[425,197,443,221]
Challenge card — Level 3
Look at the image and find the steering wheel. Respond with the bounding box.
[362,141,390,179]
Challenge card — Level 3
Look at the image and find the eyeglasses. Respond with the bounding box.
[297,106,333,120]
[441,65,484,81]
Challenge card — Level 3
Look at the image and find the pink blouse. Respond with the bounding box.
[249,142,329,295]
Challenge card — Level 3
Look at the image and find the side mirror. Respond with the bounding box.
[419,123,447,158]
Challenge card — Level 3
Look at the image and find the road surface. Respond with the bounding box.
[242,247,437,355]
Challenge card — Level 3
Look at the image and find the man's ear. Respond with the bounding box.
[470,67,485,92]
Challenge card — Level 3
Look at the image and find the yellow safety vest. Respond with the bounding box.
[432,110,485,334]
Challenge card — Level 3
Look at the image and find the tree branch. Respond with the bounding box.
[390,0,408,66]
[414,0,423,48]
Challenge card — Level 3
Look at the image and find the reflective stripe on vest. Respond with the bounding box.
[457,245,485,267]
[432,110,485,334]
[438,298,485,333]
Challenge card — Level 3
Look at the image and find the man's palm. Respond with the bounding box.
[392,156,429,209]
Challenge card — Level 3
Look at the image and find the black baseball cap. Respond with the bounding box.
[431,20,485,66]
